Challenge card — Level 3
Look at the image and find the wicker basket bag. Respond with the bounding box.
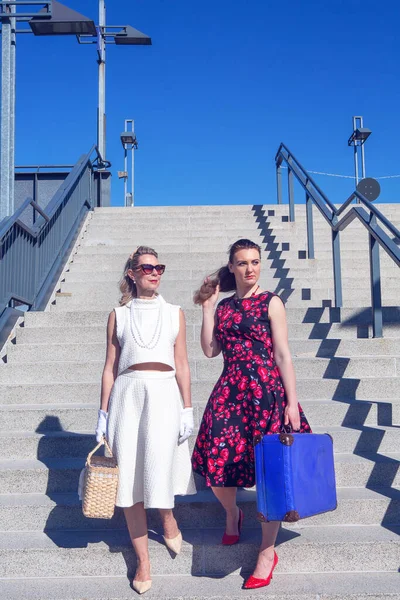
[82,437,119,519]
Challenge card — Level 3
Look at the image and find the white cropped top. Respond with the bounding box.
[114,295,181,375]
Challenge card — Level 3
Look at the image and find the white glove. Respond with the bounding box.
[95,409,108,443]
[179,407,194,444]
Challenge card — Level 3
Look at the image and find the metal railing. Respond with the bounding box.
[275,143,400,337]
[0,145,105,349]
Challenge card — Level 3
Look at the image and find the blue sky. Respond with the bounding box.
[11,0,400,206]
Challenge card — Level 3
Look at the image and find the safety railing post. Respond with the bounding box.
[369,214,383,338]
[288,166,295,222]
[306,191,314,259]
[331,216,343,307]
[276,164,282,205]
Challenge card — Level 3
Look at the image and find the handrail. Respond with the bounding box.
[276,143,337,214]
[0,144,105,350]
[275,143,400,337]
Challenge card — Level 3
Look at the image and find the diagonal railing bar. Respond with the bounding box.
[0,144,104,350]
[275,143,400,337]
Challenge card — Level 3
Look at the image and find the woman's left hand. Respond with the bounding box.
[284,404,301,432]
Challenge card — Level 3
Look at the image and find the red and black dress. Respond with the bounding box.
[192,291,311,488]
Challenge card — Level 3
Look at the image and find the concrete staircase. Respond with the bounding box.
[0,204,399,599]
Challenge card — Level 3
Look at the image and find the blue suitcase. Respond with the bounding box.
[254,431,337,522]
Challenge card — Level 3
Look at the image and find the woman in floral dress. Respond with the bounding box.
[192,238,311,589]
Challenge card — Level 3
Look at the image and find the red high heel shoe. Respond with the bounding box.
[243,550,278,589]
[221,508,244,545]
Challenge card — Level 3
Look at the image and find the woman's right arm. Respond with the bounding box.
[200,283,221,358]
[100,310,120,411]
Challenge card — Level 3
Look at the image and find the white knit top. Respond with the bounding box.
[114,295,181,375]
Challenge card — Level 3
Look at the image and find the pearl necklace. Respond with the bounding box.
[129,297,163,350]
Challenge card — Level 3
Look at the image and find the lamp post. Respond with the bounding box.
[120,119,138,206]
[348,116,372,198]
[0,1,151,219]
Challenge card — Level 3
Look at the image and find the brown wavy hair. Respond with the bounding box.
[193,238,261,305]
[119,245,158,305]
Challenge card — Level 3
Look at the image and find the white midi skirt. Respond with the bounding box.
[107,369,196,509]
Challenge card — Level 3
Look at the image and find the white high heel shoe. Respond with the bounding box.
[163,530,182,555]
[132,579,152,595]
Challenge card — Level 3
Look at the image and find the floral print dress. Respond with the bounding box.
[192,291,311,488]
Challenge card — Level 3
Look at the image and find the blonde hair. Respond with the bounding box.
[119,245,158,305]
[193,238,261,305]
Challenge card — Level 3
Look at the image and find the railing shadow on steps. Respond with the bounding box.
[252,205,295,303]
[275,142,400,338]
[303,306,400,535]
[0,145,108,352]
[250,207,400,534]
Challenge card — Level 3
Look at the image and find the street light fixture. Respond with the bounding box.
[120,131,137,146]
[348,127,372,146]
[0,1,151,219]
[347,116,372,195]
[115,25,151,46]
[29,1,96,35]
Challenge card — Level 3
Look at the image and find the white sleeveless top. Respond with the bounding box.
[114,295,181,375]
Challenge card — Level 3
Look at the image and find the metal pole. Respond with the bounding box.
[331,216,343,307]
[306,191,314,259]
[124,145,127,206]
[9,4,16,216]
[131,120,135,206]
[97,0,106,160]
[287,166,295,222]
[276,165,282,204]
[359,115,366,180]
[353,116,361,203]
[0,6,12,220]
[360,140,366,180]
[369,215,383,338]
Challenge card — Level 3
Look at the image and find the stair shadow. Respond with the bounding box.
[302,306,400,534]
[252,206,400,532]
[252,205,295,303]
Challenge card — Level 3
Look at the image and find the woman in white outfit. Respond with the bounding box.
[95,245,196,594]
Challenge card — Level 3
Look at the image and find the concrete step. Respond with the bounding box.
[0,451,398,495]
[58,279,400,301]
[269,265,397,281]
[1,355,399,383]
[85,227,263,240]
[17,320,400,348]
[0,486,398,533]
[50,293,400,312]
[84,225,262,238]
[24,305,400,329]
[9,337,400,364]
[1,425,398,460]
[0,394,398,433]
[67,251,399,272]
[14,323,400,349]
[78,238,399,256]
[0,526,398,577]
[80,240,258,253]
[63,267,226,283]
[193,355,399,380]
[87,216,260,227]
[49,287,400,311]
[93,205,258,214]
[1,572,400,600]
[1,375,400,408]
